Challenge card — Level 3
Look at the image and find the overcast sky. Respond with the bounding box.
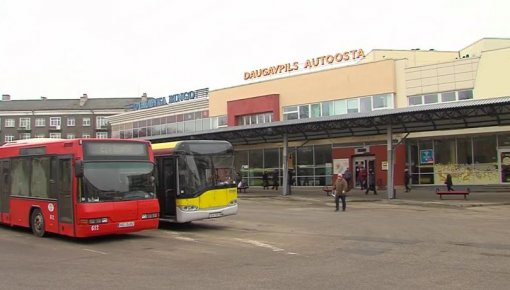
[1,0,508,100]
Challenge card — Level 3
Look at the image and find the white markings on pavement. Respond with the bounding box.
[235,238,299,255]
[83,248,107,255]
[174,236,197,242]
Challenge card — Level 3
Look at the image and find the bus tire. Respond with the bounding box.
[31,208,46,237]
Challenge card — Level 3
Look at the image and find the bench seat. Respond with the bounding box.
[323,186,333,196]
[436,188,470,200]
[237,186,249,193]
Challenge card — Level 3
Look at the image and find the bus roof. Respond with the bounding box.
[152,140,233,155]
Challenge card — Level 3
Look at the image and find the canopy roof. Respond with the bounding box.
[146,96,510,145]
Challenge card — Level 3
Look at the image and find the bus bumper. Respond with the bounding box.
[74,218,159,238]
[176,204,238,223]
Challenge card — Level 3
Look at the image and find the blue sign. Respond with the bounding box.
[129,88,208,111]
[420,149,434,164]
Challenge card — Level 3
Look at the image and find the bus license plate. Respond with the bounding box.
[209,212,223,218]
[118,221,135,228]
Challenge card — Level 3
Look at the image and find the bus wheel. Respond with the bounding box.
[31,209,46,237]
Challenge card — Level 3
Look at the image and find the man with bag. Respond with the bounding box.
[332,173,349,212]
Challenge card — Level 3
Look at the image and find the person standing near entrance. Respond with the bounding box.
[332,174,349,211]
[359,166,368,190]
[404,169,411,192]
[365,169,377,195]
[343,168,352,190]
[287,169,294,195]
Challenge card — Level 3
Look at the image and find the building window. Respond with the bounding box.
[96,132,108,139]
[49,133,61,139]
[237,113,273,125]
[83,117,91,126]
[67,117,75,127]
[372,94,393,110]
[96,117,108,129]
[82,133,91,138]
[299,105,310,119]
[4,135,15,142]
[5,118,15,128]
[441,92,456,102]
[35,118,46,127]
[49,117,61,128]
[19,133,31,140]
[19,118,31,129]
[283,106,299,121]
[424,94,438,104]
[347,99,359,113]
[408,89,474,106]
[35,134,45,138]
[66,133,75,139]
[458,90,473,100]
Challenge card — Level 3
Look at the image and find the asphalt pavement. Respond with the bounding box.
[238,185,510,208]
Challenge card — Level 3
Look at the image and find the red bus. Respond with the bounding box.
[0,138,160,238]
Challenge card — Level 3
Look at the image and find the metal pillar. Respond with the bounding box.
[282,133,289,195]
[387,123,395,199]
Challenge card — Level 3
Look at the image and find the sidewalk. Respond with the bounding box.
[238,186,510,208]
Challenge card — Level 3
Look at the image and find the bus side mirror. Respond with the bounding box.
[75,160,84,177]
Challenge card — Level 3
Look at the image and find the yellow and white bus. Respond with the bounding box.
[152,140,238,223]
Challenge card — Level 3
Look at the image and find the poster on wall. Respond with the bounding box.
[333,159,349,175]
[420,149,434,164]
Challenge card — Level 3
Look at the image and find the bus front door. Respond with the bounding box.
[57,158,74,235]
[158,157,177,217]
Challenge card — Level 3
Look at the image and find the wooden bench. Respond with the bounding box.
[436,188,470,200]
[322,186,333,196]
[237,185,249,193]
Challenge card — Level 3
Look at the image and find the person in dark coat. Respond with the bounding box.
[271,170,279,190]
[365,169,377,195]
[332,174,349,211]
[445,173,454,191]
[404,169,411,192]
[262,171,269,190]
[287,169,294,195]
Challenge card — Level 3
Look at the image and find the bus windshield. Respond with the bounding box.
[81,162,156,202]
[178,154,235,197]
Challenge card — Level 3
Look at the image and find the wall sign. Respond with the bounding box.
[244,49,365,80]
[130,88,209,111]
[420,149,434,164]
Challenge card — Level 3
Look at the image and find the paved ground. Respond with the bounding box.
[1,187,509,289]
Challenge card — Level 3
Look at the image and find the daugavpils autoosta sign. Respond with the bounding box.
[244,49,365,81]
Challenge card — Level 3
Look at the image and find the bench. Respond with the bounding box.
[436,188,470,199]
[237,185,249,193]
[323,186,333,196]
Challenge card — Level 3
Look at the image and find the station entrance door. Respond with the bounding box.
[352,156,375,188]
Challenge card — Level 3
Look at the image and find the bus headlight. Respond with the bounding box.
[179,205,199,211]
[81,217,108,225]
[141,213,159,219]
[229,199,238,206]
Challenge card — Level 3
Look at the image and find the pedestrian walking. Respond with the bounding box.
[343,167,352,190]
[365,169,377,195]
[262,171,269,190]
[404,169,411,192]
[271,170,279,190]
[332,174,349,211]
[445,173,454,191]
